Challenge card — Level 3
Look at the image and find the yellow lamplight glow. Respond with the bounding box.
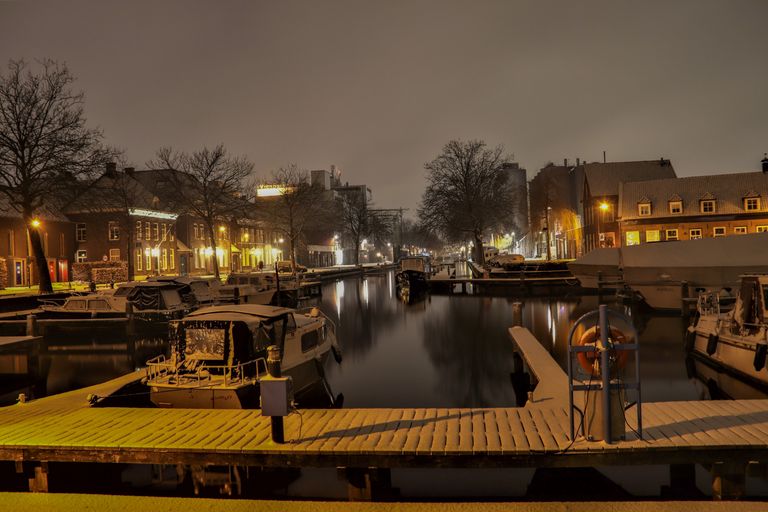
[219,226,226,232]
[599,202,609,211]
[30,219,41,228]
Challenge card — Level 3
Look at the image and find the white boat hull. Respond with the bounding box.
[691,316,768,387]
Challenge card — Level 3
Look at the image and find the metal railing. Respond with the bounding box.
[697,291,721,316]
[146,355,268,387]
[297,307,337,338]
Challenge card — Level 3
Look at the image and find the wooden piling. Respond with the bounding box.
[512,302,523,327]
[681,281,690,319]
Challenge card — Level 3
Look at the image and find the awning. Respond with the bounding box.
[175,239,192,253]
[230,244,241,253]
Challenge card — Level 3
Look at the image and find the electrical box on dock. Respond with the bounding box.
[259,376,294,416]
[583,385,625,442]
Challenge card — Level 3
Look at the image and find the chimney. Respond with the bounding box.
[603,151,606,163]
[576,158,580,166]
[762,153,768,173]
[564,158,568,166]
[124,167,135,175]
[105,162,117,176]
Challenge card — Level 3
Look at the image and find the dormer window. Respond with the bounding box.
[745,197,760,211]
[638,203,651,216]
[669,201,682,214]
[700,200,716,213]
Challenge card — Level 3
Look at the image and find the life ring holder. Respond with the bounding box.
[575,326,631,377]
[566,305,643,442]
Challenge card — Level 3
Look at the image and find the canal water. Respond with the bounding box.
[1,268,766,499]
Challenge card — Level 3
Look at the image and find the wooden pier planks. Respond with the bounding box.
[0,371,767,468]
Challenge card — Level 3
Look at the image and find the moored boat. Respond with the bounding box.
[396,256,431,300]
[145,304,341,408]
[688,274,768,388]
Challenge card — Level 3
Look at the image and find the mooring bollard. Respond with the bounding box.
[25,314,37,337]
[512,302,523,327]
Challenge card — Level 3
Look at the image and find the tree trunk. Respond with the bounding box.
[353,235,360,265]
[473,232,484,265]
[290,236,297,276]
[206,222,220,280]
[24,215,53,294]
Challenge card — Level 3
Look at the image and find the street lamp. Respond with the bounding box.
[30,219,41,228]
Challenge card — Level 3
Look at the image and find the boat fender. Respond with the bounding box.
[754,344,768,371]
[706,333,719,355]
[331,344,343,364]
[684,328,696,352]
[576,326,630,377]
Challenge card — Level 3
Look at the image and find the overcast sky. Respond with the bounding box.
[1,0,766,214]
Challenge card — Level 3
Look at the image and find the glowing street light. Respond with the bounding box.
[278,237,284,244]
[30,219,41,228]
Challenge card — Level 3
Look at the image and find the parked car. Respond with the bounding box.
[276,260,308,273]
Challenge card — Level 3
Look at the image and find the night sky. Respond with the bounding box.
[1,0,766,213]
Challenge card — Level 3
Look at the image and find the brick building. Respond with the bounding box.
[619,167,768,245]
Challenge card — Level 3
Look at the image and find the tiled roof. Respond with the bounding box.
[619,171,768,220]
[64,172,158,213]
[0,197,70,222]
[584,160,677,197]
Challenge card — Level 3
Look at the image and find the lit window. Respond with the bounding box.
[638,203,651,216]
[161,223,167,241]
[758,226,768,233]
[689,228,702,239]
[136,249,143,271]
[136,221,142,241]
[713,227,726,237]
[625,231,640,245]
[701,200,716,213]
[745,198,760,211]
[109,248,120,261]
[108,221,120,241]
[161,248,167,270]
[666,229,679,241]
[76,250,87,263]
[170,249,175,269]
[145,222,151,241]
[734,226,747,234]
[76,223,86,242]
[646,230,660,242]
[153,223,159,241]
[669,201,682,214]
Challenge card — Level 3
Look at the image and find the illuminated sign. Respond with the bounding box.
[128,208,178,220]
[257,185,294,197]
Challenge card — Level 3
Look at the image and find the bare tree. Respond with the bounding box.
[0,59,114,292]
[149,145,252,279]
[337,192,368,265]
[418,140,515,264]
[260,164,333,273]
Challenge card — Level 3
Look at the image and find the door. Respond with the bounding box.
[13,260,24,286]
[179,255,188,276]
[47,259,56,282]
[58,261,69,282]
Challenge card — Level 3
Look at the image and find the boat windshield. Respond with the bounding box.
[185,328,226,360]
[87,299,111,310]
[65,299,87,310]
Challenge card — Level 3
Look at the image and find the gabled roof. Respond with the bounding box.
[584,160,677,197]
[0,196,70,222]
[619,171,768,220]
[64,171,158,214]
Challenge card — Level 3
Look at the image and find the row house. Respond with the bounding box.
[619,161,768,245]
[582,159,677,252]
[0,201,74,288]
[529,159,583,259]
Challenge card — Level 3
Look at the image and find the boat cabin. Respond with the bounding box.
[399,256,430,274]
[733,275,768,332]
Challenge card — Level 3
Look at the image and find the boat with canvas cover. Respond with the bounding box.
[145,304,341,408]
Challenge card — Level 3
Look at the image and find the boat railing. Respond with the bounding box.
[145,354,174,381]
[697,291,721,316]
[146,355,269,386]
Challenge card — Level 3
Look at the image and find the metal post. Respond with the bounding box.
[681,281,689,319]
[274,263,281,307]
[512,302,523,327]
[599,304,612,444]
[233,286,240,305]
[266,345,284,444]
[25,314,37,337]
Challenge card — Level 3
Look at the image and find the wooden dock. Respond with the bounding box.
[0,369,767,498]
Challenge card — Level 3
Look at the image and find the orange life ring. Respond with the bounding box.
[576,326,630,376]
